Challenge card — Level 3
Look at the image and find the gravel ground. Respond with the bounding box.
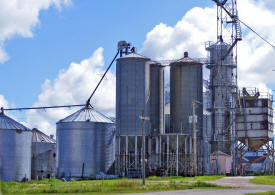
[123,176,275,195]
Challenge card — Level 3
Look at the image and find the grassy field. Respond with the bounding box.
[247,192,275,195]
[250,176,275,185]
[247,176,275,195]
[0,176,225,195]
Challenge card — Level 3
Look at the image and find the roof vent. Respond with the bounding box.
[184,51,188,58]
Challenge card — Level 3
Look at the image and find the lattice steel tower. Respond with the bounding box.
[206,0,242,156]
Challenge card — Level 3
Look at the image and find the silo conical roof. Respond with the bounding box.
[32,128,56,143]
[57,106,113,124]
[119,52,150,60]
[0,112,30,131]
[172,52,202,65]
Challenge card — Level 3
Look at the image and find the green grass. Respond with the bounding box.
[250,176,275,185]
[246,191,275,195]
[0,177,226,195]
[147,175,224,181]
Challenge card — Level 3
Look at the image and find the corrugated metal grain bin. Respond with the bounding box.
[56,106,115,178]
[170,52,203,134]
[150,63,164,135]
[31,128,56,179]
[116,53,151,136]
[0,111,32,182]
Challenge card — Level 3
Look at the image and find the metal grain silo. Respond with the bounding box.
[56,106,115,178]
[31,128,56,179]
[206,42,237,155]
[0,111,32,182]
[116,53,151,136]
[170,52,203,134]
[150,63,164,135]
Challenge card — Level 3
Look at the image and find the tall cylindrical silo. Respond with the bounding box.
[206,42,237,155]
[0,111,32,182]
[170,52,203,134]
[116,53,151,136]
[56,106,115,178]
[149,63,164,135]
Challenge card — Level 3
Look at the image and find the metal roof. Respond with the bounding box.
[58,106,113,124]
[173,56,202,65]
[0,112,31,131]
[32,128,56,143]
[119,52,150,60]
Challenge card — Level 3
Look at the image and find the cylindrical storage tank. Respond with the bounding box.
[56,106,115,178]
[149,63,164,135]
[116,53,151,136]
[170,52,203,134]
[0,111,32,182]
[206,42,236,155]
[31,128,56,179]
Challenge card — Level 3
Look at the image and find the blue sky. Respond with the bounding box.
[1,0,212,108]
[1,0,275,133]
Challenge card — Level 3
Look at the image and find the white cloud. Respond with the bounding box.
[26,0,275,136]
[0,94,8,109]
[0,0,71,63]
[141,6,216,60]
[26,48,116,135]
[141,0,275,93]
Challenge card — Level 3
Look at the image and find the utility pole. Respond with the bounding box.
[139,110,149,185]
[192,100,197,176]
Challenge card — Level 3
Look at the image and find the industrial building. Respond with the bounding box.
[113,34,274,177]
[235,88,274,175]
[31,128,56,179]
[115,44,206,177]
[0,0,274,182]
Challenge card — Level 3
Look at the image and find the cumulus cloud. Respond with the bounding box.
[141,0,275,92]
[26,48,116,135]
[0,0,71,63]
[237,0,275,91]
[141,6,216,60]
[0,94,8,109]
[26,0,275,135]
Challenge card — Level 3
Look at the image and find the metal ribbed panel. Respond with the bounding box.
[56,107,115,178]
[116,53,151,136]
[149,63,164,135]
[207,43,236,155]
[0,113,30,131]
[59,107,113,123]
[0,113,32,182]
[31,129,56,179]
[32,128,56,143]
[170,54,203,134]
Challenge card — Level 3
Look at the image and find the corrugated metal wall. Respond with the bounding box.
[116,54,151,136]
[170,57,203,134]
[57,122,115,178]
[0,130,32,181]
[149,63,164,135]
